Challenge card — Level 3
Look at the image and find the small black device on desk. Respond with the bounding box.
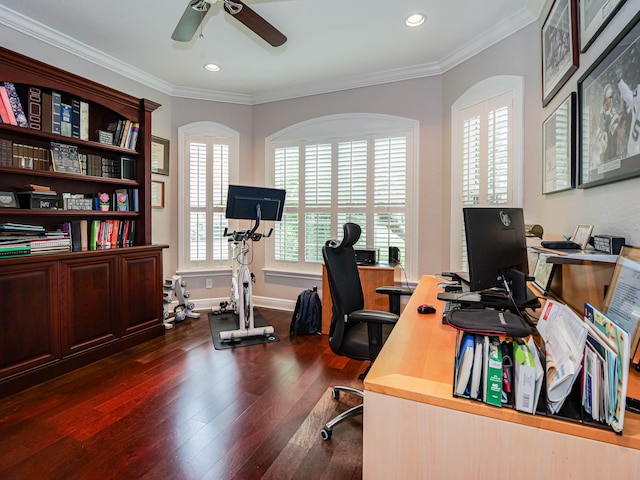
[540,240,581,250]
[417,304,436,314]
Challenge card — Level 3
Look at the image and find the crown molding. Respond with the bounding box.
[0,5,174,95]
[0,4,539,106]
[438,7,539,72]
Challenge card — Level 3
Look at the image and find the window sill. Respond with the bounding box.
[262,267,322,282]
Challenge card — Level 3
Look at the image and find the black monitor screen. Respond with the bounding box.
[463,207,529,293]
[225,185,286,221]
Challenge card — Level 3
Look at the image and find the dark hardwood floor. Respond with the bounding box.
[0,309,366,480]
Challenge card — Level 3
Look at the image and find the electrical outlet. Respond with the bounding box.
[205,278,213,289]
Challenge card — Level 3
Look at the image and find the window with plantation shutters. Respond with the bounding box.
[178,122,239,271]
[451,77,524,273]
[270,127,412,273]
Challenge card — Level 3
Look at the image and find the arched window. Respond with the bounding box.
[265,113,419,279]
[178,121,239,271]
[450,76,524,272]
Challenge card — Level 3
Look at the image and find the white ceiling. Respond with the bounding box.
[0,0,546,104]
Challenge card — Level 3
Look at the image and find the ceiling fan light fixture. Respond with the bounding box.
[406,13,425,27]
[204,63,221,72]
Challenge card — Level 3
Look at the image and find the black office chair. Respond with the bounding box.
[320,222,411,440]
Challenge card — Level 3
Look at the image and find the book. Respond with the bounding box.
[71,98,81,138]
[80,101,89,140]
[483,337,502,407]
[41,91,52,133]
[0,90,11,124]
[0,86,17,125]
[50,142,81,174]
[60,103,72,136]
[51,91,61,134]
[0,244,31,257]
[455,333,475,396]
[3,82,28,127]
[127,122,140,149]
[27,86,42,130]
[469,335,484,399]
[584,303,630,432]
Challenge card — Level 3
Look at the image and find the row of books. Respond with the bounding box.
[0,137,137,182]
[91,219,136,250]
[0,220,137,256]
[0,223,71,256]
[0,81,140,150]
[101,119,140,150]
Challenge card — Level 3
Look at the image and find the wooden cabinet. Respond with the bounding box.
[0,46,165,398]
[321,264,395,334]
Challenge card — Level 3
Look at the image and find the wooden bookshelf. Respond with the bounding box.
[0,46,165,398]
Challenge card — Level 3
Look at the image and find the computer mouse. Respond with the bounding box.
[417,304,436,314]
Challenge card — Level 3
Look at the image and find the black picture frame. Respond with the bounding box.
[578,10,640,188]
[542,0,580,106]
[151,136,170,176]
[579,0,627,52]
[543,92,576,194]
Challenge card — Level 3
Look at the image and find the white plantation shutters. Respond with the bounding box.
[452,78,524,273]
[182,133,232,269]
[273,133,408,269]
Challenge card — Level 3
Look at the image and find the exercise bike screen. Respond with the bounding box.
[225,185,286,221]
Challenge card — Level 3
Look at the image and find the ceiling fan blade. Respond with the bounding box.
[224,0,287,47]
[171,2,210,42]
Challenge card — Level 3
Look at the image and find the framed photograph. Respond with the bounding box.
[542,0,579,106]
[543,92,576,194]
[571,224,594,249]
[151,136,169,176]
[0,191,18,208]
[579,0,627,52]
[578,11,640,188]
[151,180,165,209]
[533,253,557,295]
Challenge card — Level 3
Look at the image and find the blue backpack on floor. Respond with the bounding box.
[290,287,322,336]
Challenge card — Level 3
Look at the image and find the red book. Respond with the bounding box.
[0,86,17,125]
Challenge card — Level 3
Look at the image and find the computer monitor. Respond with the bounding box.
[225,185,286,221]
[463,207,531,303]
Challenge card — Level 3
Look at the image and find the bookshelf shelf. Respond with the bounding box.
[0,45,165,399]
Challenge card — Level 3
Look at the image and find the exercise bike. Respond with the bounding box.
[217,222,274,341]
[216,185,286,342]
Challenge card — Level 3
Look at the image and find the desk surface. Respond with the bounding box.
[364,275,640,450]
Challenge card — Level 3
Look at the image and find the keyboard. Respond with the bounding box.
[442,301,461,324]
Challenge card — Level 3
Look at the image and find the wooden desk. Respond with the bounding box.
[363,275,640,479]
[321,264,394,334]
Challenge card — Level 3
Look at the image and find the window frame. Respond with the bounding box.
[265,113,419,280]
[450,76,525,272]
[177,121,240,273]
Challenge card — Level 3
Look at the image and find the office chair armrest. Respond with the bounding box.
[350,310,398,325]
[375,286,413,315]
[375,286,412,296]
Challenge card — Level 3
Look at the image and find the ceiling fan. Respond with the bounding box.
[171,0,287,47]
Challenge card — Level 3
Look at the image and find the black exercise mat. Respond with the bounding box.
[208,308,280,349]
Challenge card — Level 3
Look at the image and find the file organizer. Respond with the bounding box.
[450,314,622,434]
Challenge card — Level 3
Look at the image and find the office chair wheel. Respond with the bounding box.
[320,427,332,440]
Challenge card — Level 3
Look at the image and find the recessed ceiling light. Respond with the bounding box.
[204,63,221,72]
[406,13,425,27]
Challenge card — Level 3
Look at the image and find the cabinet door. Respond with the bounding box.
[118,250,163,336]
[0,261,59,379]
[60,256,119,356]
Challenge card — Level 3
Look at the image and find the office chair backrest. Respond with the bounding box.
[322,223,365,355]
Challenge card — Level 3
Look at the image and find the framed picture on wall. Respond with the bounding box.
[543,92,576,194]
[151,180,165,209]
[578,10,640,188]
[579,0,627,52]
[151,136,169,176]
[542,0,579,106]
